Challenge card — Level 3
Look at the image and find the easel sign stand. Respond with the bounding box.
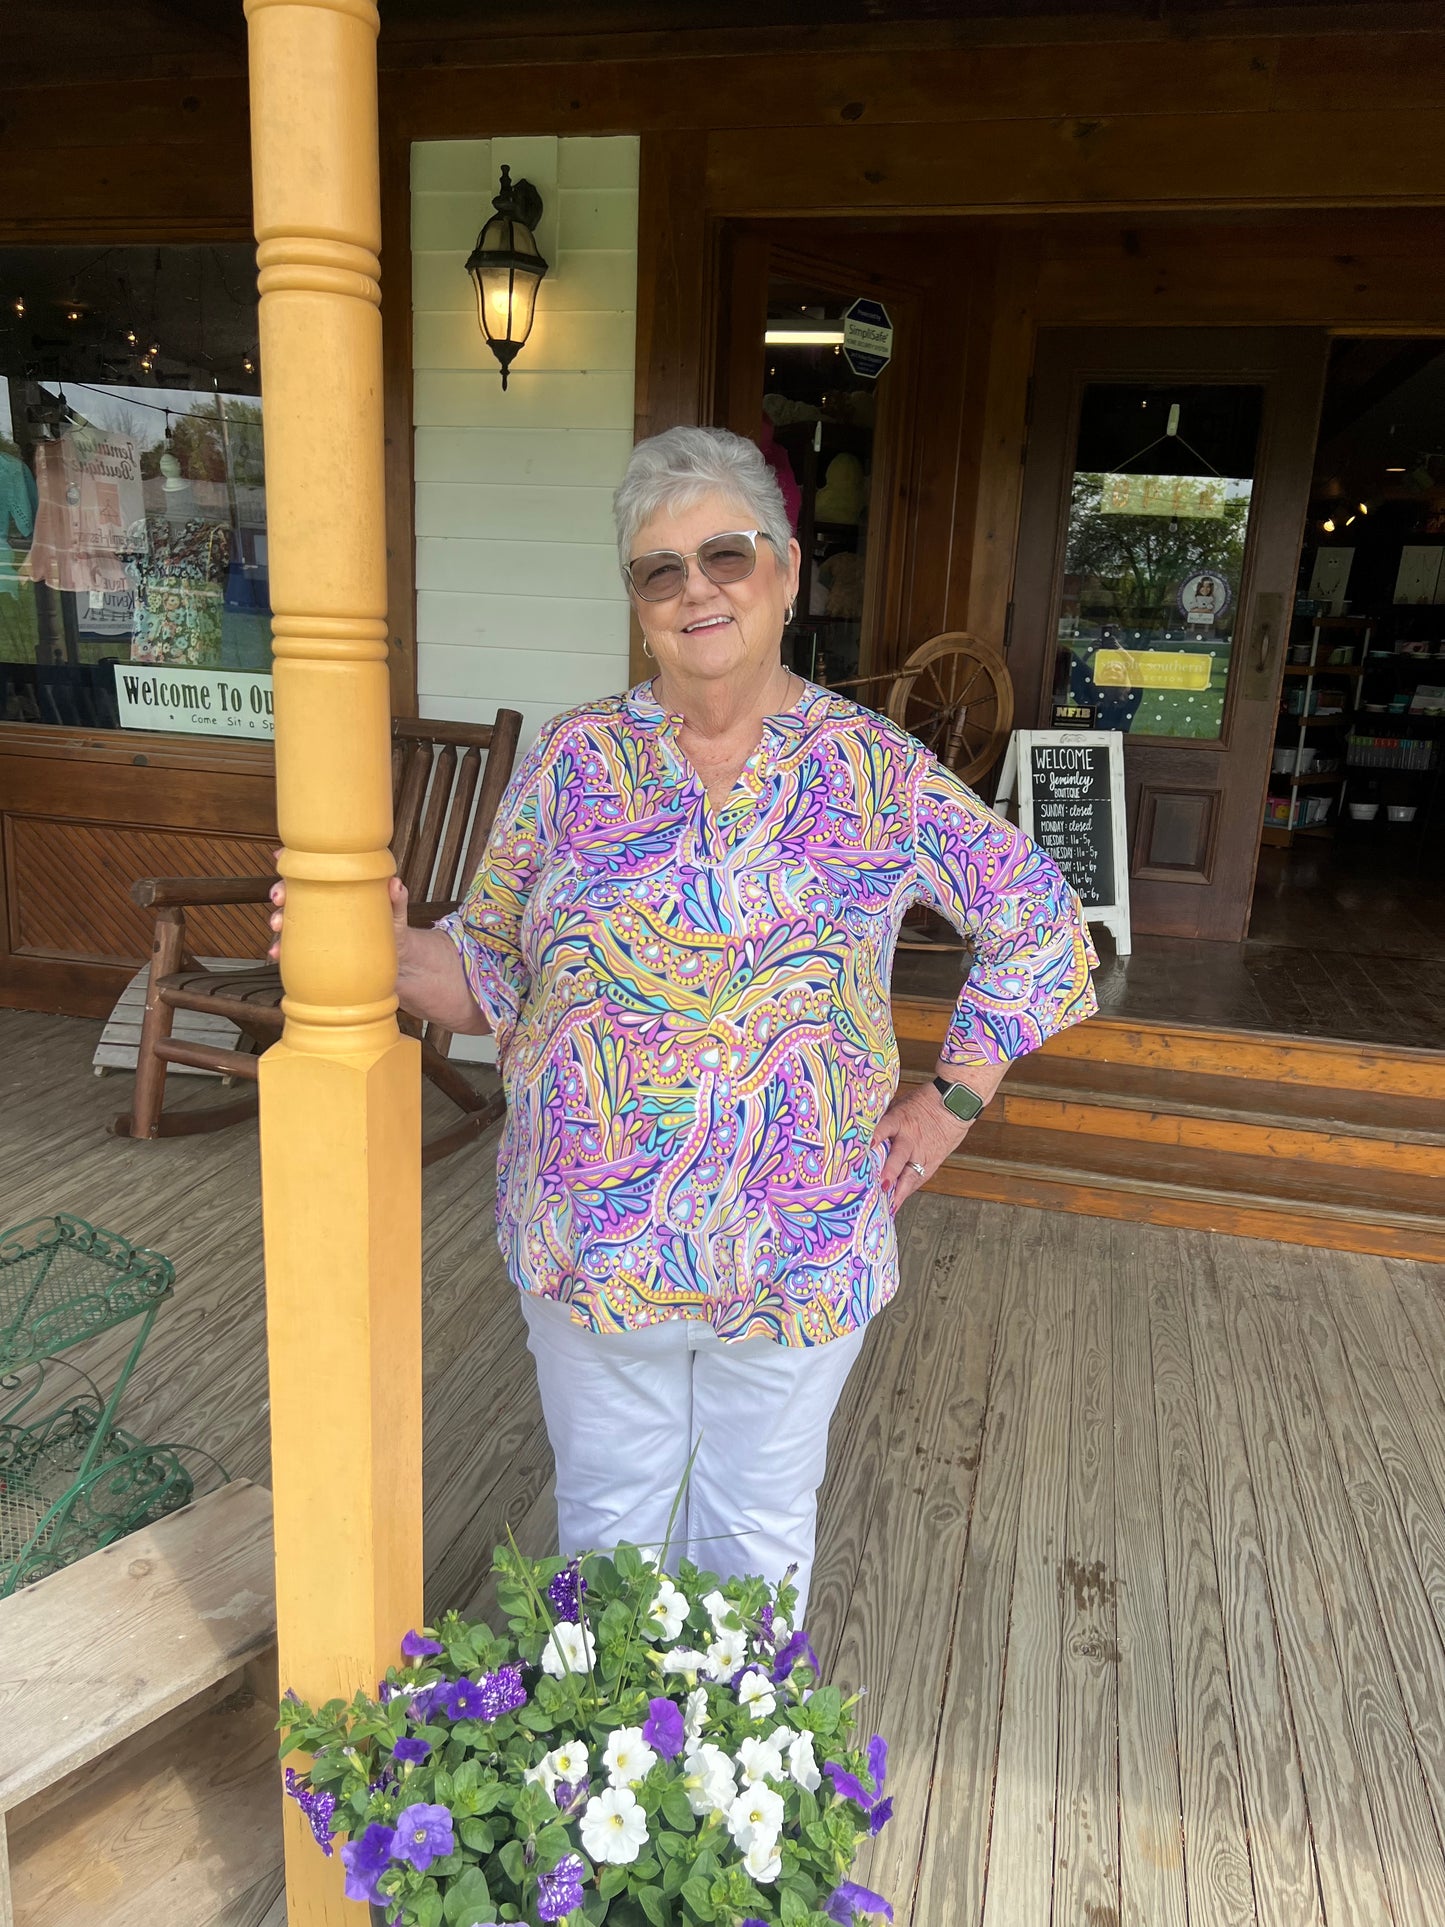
[994,729,1133,957]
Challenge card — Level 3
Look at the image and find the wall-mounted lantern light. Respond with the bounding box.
[466,165,548,390]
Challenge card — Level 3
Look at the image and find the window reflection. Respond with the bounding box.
[1052,383,1263,739]
[0,246,269,737]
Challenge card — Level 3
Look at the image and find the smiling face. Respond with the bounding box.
[626,492,800,697]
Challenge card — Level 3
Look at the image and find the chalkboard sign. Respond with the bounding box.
[994,730,1131,955]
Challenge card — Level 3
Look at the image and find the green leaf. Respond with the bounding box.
[458,1818,495,1855]
[637,1884,668,1926]
[781,1884,811,1925]
[680,1875,717,1921]
[518,1702,556,1734]
[443,1866,494,1925]
[413,1889,444,1927]
[499,1838,527,1888]
[535,1823,572,1866]
[661,1782,697,1831]
[599,1863,631,1902]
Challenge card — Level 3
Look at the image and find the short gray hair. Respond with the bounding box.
[613,426,792,572]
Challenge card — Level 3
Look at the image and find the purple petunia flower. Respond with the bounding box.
[546,1559,588,1621]
[824,1762,875,1810]
[411,1680,454,1723]
[536,1852,587,1922]
[743,1919,769,1927]
[474,1663,528,1721]
[771,1628,821,1684]
[284,1767,337,1855]
[553,1777,589,1818]
[869,1797,894,1836]
[392,1735,431,1765]
[824,1881,895,1923]
[339,1822,396,1904]
[447,1676,490,1720]
[867,1734,888,1794]
[401,1630,445,1662]
[392,1802,454,1872]
[642,1695,686,1760]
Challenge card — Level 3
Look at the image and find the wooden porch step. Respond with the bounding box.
[927,1120,1445,1262]
[894,999,1445,1097]
[898,1041,1445,1178]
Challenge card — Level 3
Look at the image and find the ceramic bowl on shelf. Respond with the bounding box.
[1348,802,1379,821]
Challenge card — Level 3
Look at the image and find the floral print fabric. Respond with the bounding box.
[441,680,1097,1346]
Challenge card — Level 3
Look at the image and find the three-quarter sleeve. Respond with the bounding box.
[911,752,1098,1068]
[436,736,551,1055]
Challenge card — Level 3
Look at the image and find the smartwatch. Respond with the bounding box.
[932,1074,987,1123]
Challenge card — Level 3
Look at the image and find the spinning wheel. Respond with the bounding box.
[823,633,1016,951]
[884,633,1014,788]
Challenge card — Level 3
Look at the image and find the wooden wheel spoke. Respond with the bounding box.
[883,631,1015,785]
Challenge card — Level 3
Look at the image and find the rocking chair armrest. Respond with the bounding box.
[132,874,277,910]
[405,898,460,926]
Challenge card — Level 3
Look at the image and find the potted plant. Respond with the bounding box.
[279,1541,895,1926]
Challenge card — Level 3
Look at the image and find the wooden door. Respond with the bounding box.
[1010,329,1327,943]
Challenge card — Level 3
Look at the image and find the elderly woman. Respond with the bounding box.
[273,427,1095,1614]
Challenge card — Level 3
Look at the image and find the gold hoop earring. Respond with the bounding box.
[785,600,797,626]
[642,636,654,658]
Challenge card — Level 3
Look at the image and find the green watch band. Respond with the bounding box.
[932,1075,986,1123]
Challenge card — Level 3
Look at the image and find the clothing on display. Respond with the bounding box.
[25,430,144,597]
[125,518,231,667]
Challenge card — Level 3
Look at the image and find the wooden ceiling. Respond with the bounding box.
[1,0,1437,87]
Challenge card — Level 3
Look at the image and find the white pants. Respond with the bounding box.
[520,1292,869,1619]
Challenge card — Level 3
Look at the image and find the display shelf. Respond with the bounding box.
[1266,615,1371,848]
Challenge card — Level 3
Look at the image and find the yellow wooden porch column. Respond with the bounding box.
[244,1,422,1919]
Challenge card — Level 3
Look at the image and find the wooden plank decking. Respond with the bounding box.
[3,1011,1445,1927]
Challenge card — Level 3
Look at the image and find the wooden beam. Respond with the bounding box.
[244,3,423,1923]
[704,111,1445,216]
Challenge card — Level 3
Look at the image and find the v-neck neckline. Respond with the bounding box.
[630,674,820,824]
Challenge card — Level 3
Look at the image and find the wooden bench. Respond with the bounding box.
[0,1480,276,1927]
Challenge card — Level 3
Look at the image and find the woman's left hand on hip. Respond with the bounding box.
[872,1084,976,1211]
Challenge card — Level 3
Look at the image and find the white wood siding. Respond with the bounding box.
[411,136,639,755]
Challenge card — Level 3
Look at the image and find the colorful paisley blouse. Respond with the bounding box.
[440,680,1097,1346]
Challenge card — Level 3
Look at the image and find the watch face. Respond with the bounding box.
[940,1080,985,1122]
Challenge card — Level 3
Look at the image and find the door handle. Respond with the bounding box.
[1240,591,1284,702]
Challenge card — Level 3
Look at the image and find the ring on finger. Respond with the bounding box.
[908,1159,926,1178]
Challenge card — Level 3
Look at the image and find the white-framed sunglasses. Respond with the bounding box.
[623,529,775,602]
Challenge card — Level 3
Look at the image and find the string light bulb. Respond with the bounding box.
[1322,517,1336,533]
[1357,501,1369,515]
[66,308,80,323]
[147,342,160,358]
[242,355,255,374]
[11,296,23,317]
[126,329,137,345]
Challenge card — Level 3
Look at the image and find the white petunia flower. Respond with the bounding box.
[540,1619,596,1678]
[643,1577,689,1644]
[604,1726,658,1789]
[684,1685,709,1745]
[735,1733,787,1787]
[682,1743,736,1818]
[705,1631,749,1683]
[771,1612,792,1644]
[728,1782,785,1851]
[787,1730,821,1792]
[743,1834,783,1885]
[736,1667,777,1720]
[660,1647,710,1680]
[580,1786,650,1865]
[524,1738,590,1795]
[701,1587,739,1633]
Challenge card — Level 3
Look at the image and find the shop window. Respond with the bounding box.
[1053,382,1264,740]
[762,281,884,687]
[0,245,270,741]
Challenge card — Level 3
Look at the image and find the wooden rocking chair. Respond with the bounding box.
[111,711,523,1165]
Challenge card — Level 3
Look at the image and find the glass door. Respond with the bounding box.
[1011,331,1328,943]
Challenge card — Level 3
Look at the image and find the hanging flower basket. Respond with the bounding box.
[281,1541,894,1927]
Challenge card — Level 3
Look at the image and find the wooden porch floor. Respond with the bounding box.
[6,1011,1445,1927]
